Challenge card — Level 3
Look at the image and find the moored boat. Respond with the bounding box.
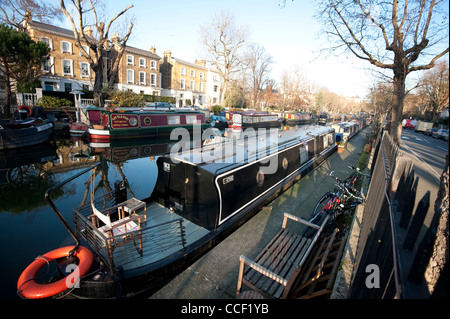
[284,112,316,126]
[0,119,53,150]
[226,111,281,129]
[86,108,209,141]
[18,124,348,299]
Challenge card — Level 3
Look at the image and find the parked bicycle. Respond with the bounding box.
[309,164,371,226]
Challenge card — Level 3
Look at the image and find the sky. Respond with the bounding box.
[58,0,379,98]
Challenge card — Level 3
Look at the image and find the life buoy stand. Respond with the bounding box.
[17,246,93,299]
[18,105,32,117]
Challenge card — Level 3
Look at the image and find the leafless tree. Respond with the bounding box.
[418,60,449,122]
[280,66,311,112]
[243,43,273,109]
[199,10,249,105]
[60,0,133,106]
[315,0,449,144]
[0,0,63,30]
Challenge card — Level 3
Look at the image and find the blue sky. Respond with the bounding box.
[58,0,381,98]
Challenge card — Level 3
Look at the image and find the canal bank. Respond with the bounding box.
[149,125,372,299]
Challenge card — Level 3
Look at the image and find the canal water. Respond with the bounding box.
[0,137,169,298]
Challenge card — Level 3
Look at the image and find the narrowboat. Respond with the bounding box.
[226,111,281,129]
[86,108,209,141]
[331,121,360,141]
[0,119,53,150]
[318,113,332,126]
[284,112,316,126]
[17,125,338,299]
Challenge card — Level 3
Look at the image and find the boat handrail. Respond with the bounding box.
[45,162,101,256]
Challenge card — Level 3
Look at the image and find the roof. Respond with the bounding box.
[125,46,161,60]
[28,20,161,60]
[28,20,97,43]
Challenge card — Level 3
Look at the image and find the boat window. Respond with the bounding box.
[186,115,198,124]
[299,145,308,163]
[168,116,180,125]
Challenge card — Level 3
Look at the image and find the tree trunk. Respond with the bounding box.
[92,62,105,107]
[425,155,449,297]
[390,64,407,144]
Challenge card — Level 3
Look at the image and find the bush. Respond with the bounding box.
[212,105,222,115]
[35,96,73,108]
[108,90,144,108]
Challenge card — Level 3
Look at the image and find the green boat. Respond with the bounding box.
[86,107,209,140]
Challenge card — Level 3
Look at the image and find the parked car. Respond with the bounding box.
[432,129,449,140]
[426,128,438,136]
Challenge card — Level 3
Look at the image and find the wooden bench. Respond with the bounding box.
[236,212,330,299]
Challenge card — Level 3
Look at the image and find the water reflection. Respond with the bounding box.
[0,135,183,298]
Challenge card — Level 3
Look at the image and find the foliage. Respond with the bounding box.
[141,94,176,104]
[0,23,49,115]
[212,105,222,115]
[35,96,73,108]
[223,83,245,108]
[108,90,144,108]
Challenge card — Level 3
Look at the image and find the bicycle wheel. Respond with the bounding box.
[310,191,335,223]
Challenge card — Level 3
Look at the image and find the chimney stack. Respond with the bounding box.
[150,46,156,54]
[84,26,93,38]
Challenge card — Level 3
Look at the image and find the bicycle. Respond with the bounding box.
[309,165,371,226]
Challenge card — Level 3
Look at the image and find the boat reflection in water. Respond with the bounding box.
[18,124,338,299]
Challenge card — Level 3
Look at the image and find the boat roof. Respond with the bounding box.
[169,125,334,173]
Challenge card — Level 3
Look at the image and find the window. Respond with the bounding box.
[180,78,185,89]
[80,62,90,77]
[127,69,134,83]
[199,82,204,92]
[150,60,157,70]
[80,45,89,56]
[213,85,218,92]
[43,56,53,73]
[190,80,195,90]
[40,37,52,50]
[199,72,204,79]
[180,67,186,75]
[139,71,146,85]
[127,55,134,65]
[190,70,196,78]
[61,41,72,53]
[62,59,73,76]
[150,74,156,86]
[299,145,308,164]
[139,58,146,68]
[64,83,72,93]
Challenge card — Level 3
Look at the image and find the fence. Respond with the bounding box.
[347,128,447,298]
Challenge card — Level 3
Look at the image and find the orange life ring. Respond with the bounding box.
[17,246,93,299]
[18,105,32,117]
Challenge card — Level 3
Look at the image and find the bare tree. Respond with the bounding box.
[243,43,273,109]
[419,60,449,122]
[0,0,63,30]
[60,0,133,106]
[199,10,249,105]
[280,66,310,112]
[316,0,449,144]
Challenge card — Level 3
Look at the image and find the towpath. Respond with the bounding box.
[149,125,372,299]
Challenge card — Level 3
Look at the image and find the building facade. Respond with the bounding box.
[23,16,221,108]
[113,44,161,96]
[25,19,96,93]
[160,50,221,108]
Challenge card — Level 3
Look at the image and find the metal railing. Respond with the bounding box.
[348,130,402,298]
[74,193,187,272]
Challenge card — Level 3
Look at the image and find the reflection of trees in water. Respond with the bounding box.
[79,157,136,207]
[0,163,63,214]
